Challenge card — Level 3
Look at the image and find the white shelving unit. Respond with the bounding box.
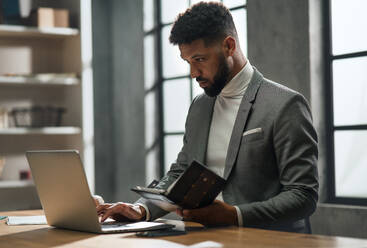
[0,76,80,86]
[0,24,79,37]
[0,127,81,135]
[0,0,94,211]
[0,180,34,189]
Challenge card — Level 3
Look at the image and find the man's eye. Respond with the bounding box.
[196,58,205,62]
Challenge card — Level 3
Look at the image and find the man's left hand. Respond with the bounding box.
[176,200,238,226]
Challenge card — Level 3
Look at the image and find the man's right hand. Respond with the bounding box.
[97,202,146,222]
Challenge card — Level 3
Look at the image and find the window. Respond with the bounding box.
[144,0,248,182]
[325,0,367,204]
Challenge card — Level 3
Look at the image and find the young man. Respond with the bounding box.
[97,2,318,233]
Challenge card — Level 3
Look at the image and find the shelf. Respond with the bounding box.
[0,180,34,189]
[0,76,80,86]
[0,1,94,210]
[0,127,81,135]
[0,24,79,38]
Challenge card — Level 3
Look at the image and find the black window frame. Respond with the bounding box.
[324,0,367,205]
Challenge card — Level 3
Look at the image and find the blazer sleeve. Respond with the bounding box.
[238,94,319,226]
[134,143,190,220]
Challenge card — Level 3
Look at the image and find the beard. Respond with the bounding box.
[198,54,230,97]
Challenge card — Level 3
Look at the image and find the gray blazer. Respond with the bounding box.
[137,68,318,233]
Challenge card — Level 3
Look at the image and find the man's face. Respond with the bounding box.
[179,39,230,97]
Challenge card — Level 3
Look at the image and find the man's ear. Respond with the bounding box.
[222,36,236,57]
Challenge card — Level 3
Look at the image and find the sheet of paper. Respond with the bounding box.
[95,239,222,248]
[6,215,47,225]
[155,218,187,231]
[188,241,223,248]
[56,238,187,248]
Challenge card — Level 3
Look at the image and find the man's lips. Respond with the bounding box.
[198,80,209,88]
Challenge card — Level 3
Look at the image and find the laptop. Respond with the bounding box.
[26,150,173,233]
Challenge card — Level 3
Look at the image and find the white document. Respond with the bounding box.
[113,239,222,248]
[188,241,223,248]
[6,215,47,225]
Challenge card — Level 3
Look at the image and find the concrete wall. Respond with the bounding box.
[309,0,328,203]
[247,0,310,100]
[310,204,367,239]
[92,0,145,203]
[92,0,115,202]
[247,0,329,205]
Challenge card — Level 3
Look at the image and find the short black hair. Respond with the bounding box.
[169,2,237,45]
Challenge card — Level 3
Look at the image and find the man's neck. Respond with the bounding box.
[227,52,247,83]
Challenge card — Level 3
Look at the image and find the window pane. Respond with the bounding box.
[161,0,189,24]
[331,0,367,55]
[231,8,247,56]
[333,57,367,126]
[163,78,191,132]
[145,91,158,149]
[164,135,184,173]
[192,78,204,98]
[223,0,246,8]
[146,147,160,186]
[144,35,156,90]
[161,25,189,78]
[335,131,367,198]
[144,0,155,32]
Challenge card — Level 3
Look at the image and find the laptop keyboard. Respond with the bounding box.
[101,221,127,226]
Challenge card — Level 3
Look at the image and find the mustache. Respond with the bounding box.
[196,77,208,82]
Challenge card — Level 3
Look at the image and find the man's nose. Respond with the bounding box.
[190,66,200,79]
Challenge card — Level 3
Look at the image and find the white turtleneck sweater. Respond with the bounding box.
[206,61,254,226]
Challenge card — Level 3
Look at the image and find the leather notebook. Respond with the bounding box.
[131,160,226,210]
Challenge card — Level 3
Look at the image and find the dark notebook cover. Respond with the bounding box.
[131,160,226,210]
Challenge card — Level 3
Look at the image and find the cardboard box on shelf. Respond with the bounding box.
[30,7,69,28]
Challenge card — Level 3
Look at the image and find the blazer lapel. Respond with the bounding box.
[223,68,263,180]
[192,96,216,165]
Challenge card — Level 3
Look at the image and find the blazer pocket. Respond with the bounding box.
[242,128,264,142]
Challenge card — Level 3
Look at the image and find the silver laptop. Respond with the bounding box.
[26,150,173,233]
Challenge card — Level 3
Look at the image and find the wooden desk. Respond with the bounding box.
[1,210,367,247]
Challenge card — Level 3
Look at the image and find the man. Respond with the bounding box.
[97,2,318,233]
